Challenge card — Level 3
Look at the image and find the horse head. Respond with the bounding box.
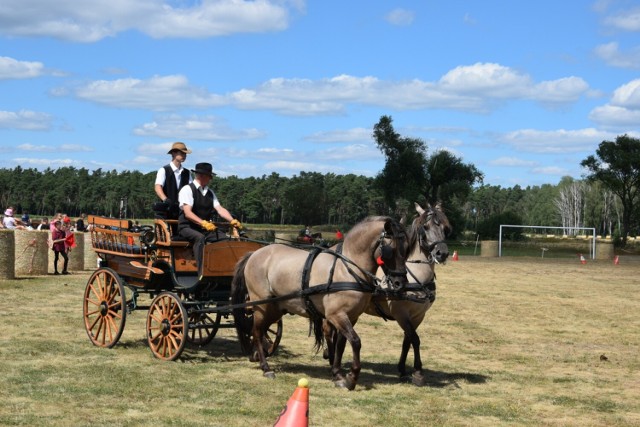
[413,202,450,264]
[343,216,409,291]
[373,217,409,291]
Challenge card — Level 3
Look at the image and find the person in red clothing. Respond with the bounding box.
[51,220,69,275]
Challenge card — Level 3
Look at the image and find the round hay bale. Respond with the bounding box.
[14,229,49,276]
[480,240,499,257]
[83,232,98,270]
[68,232,84,271]
[596,241,614,260]
[0,230,16,279]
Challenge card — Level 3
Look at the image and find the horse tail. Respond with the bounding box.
[311,316,325,353]
[231,252,253,353]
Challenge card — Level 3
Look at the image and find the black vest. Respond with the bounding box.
[163,164,191,202]
[179,183,214,231]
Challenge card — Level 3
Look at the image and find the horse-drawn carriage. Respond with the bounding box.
[82,215,283,361]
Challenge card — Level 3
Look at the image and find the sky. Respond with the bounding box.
[1,0,639,188]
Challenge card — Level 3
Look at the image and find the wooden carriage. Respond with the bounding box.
[82,215,282,361]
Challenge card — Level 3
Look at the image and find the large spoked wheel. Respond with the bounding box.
[146,292,188,361]
[187,311,221,347]
[83,267,127,348]
[236,304,283,358]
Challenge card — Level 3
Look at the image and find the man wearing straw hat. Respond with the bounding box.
[154,141,193,220]
[178,162,242,278]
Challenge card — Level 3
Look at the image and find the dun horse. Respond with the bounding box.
[231,216,409,390]
[324,203,450,386]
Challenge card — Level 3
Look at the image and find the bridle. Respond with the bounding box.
[374,227,408,289]
[414,210,448,265]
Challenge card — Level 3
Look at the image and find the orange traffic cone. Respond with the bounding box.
[579,254,587,264]
[273,378,309,427]
[452,250,459,261]
[614,255,620,265]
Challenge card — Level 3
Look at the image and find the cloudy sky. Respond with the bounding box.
[1,0,639,187]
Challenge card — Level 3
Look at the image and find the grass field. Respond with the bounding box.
[1,257,639,426]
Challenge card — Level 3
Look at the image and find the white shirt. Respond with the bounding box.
[178,179,221,210]
[155,163,193,188]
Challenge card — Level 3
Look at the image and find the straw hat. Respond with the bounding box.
[167,142,192,154]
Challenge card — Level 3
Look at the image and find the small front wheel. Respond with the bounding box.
[146,292,188,361]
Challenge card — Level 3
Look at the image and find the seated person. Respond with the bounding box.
[3,208,25,230]
[178,162,241,278]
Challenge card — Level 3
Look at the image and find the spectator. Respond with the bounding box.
[51,220,69,275]
[3,208,25,230]
[37,217,49,230]
[76,213,87,232]
[21,211,31,227]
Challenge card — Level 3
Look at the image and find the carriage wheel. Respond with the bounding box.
[83,268,127,348]
[186,311,221,346]
[236,306,283,357]
[146,292,188,361]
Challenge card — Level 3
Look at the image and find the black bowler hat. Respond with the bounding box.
[192,162,216,177]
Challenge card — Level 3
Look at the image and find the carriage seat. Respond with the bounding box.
[154,219,191,247]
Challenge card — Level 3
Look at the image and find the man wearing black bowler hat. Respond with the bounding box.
[178,162,242,277]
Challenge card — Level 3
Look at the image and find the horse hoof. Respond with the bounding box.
[412,371,426,387]
[334,379,354,390]
[263,371,276,379]
[250,351,259,362]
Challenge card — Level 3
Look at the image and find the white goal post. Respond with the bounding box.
[499,225,597,259]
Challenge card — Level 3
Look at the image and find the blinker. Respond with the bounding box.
[380,245,393,262]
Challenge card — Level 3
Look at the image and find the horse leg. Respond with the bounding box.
[252,308,277,379]
[330,318,361,391]
[397,318,425,386]
[322,320,336,365]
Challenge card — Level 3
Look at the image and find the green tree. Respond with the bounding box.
[581,134,640,245]
[373,115,428,211]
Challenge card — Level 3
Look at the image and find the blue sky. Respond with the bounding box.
[1,0,639,188]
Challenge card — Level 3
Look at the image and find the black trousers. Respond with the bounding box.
[178,227,224,275]
[54,250,69,273]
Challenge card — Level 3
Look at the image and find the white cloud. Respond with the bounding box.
[16,143,92,152]
[0,56,46,79]
[604,8,640,31]
[133,114,266,140]
[589,79,640,127]
[499,128,613,153]
[385,8,415,26]
[531,166,569,176]
[72,75,226,110]
[0,0,293,42]
[65,63,590,115]
[303,128,371,143]
[489,157,538,167]
[594,42,640,69]
[0,110,53,130]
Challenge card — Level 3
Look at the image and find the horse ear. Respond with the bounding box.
[435,201,443,211]
[415,202,425,215]
[400,215,406,226]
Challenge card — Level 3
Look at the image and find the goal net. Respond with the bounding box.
[499,225,596,259]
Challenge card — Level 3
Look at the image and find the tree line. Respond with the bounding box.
[1,118,638,245]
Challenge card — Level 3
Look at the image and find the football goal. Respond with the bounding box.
[499,225,596,259]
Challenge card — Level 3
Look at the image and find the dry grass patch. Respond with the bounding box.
[0,257,639,426]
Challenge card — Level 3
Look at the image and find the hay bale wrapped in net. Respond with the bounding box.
[14,229,49,276]
[480,240,499,257]
[83,232,98,270]
[68,232,85,271]
[0,230,16,279]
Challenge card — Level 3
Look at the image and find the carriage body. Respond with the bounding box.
[82,215,281,361]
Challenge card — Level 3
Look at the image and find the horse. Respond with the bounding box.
[323,203,450,386]
[231,216,409,390]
